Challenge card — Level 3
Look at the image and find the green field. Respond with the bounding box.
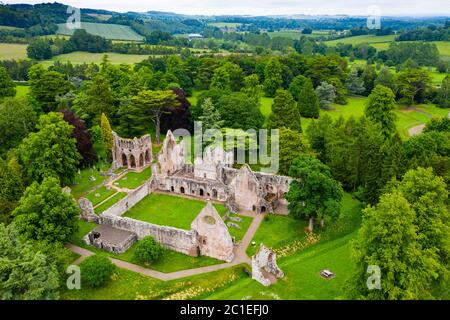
[325,34,396,50]
[45,51,150,65]
[433,41,450,61]
[123,193,228,230]
[70,163,111,198]
[85,186,117,206]
[57,22,144,41]
[267,30,330,40]
[0,43,28,60]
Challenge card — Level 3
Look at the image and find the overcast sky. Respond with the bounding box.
[3,0,450,16]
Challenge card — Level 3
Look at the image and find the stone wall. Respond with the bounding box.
[101,183,150,217]
[252,244,284,286]
[99,214,199,256]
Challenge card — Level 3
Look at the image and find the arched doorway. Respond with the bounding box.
[122,154,128,167]
[139,153,144,167]
[199,189,204,197]
[130,155,136,168]
[145,149,151,163]
[261,206,266,213]
[180,186,185,194]
[212,189,218,198]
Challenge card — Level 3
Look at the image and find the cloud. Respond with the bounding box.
[3,0,450,16]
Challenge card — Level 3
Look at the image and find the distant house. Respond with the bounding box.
[188,33,203,40]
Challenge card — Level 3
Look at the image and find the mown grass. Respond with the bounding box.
[14,85,29,98]
[113,166,151,189]
[94,192,127,214]
[45,51,151,65]
[70,163,111,198]
[85,186,117,206]
[123,193,227,230]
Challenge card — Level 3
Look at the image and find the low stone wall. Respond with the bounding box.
[99,214,199,256]
[102,183,150,217]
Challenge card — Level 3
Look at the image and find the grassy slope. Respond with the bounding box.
[114,167,152,190]
[57,22,144,41]
[44,51,151,65]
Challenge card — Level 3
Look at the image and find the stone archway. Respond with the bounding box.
[199,188,204,197]
[130,154,136,168]
[145,149,151,163]
[122,153,128,167]
[212,189,218,198]
[139,153,144,167]
[180,186,185,194]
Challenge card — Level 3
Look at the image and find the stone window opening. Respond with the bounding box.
[180,186,185,194]
[170,186,174,192]
[199,189,204,196]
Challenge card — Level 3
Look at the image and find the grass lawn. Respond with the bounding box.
[94,192,127,214]
[223,214,253,242]
[85,186,117,206]
[205,231,357,300]
[433,41,450,61]
[70,163,111,198]
[0,43,27,60]
[123,193,228,230]
[15,85,29,97]
[114,166,151,189]
[45,51,151,65]
[260,97,273,118]
[60,264,248,300]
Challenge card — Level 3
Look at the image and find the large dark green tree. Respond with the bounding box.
[365,85,397,138]
[298,79,320,118]
[0,66,16,99]
[13,176,79,243]
[263,57,283,97]
[267,89,302,132]
[0,97,37,155]
[286,155,343,231]
[18,112,81,185]
[278,127,307,176]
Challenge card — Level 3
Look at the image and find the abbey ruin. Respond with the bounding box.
[78,130,287,283]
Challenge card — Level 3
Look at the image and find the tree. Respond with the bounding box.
[0,66,16,98]
[285,155,343,231]
[0,154,25,224]
[134,236,164,264]
[424,117,450,133]
[241,74,263,103]
[131,90,180,144]
[28,65,72,113]
[316,81,336,110]
[306,114,333,162]
[267,89,302,132]
[0,97,37,155]
[263,57,283,97]
[60,109,96,167]
[346,68,365,95]
[198,98,223,130]
[100,113,114,160]
[365,85,397,138]
[396,68,431,104]
[73,75,114,125]
[217,92,265,130]
[80,255,116,288]
[211,62,243,92]
[374,67,397,94]
[298,78,320,118]
[160,88,193,133]
[13,176,79,243]
[27,39,52,60]
[395,168,449,290]
[348,191,435,299]
[18,112,81,185]
[436,60,448,73]
[210,65,231,91]
[278,128,307,176]
[288,75,307,102]
[0,224,60,300]
[435,76,450,109]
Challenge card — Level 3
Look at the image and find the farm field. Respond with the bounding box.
[267,30,331,39]
[0,43,28,60]
[325,34,396,50]
[208,22,242,28]
[56,22,144,41]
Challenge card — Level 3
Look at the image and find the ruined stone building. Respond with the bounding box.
[112,132,152,170]
[152,130,292,214]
